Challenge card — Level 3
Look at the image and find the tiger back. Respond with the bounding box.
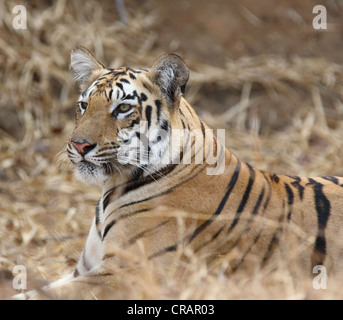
[18,47,343,299]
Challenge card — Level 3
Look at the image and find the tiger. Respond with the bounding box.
[15,46,343,299]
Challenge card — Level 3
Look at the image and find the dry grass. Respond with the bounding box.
[1,0,343,299]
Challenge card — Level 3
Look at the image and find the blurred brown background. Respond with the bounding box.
[1,0,343,299]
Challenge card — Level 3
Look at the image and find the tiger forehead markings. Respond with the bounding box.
[81,67,149,105]
[16,46,343,299]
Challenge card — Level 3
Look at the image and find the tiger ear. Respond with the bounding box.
[148,53,189,107]
[70,46,105,90]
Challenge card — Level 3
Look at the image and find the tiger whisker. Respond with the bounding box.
[117,155,171,182]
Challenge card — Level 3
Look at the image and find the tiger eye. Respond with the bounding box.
[118,104,131,112]
[79,101,88,110]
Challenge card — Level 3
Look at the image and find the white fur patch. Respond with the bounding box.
[70,50,99,83]
[158,66,174,94]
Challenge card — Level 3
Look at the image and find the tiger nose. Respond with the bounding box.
[70,140,96,156]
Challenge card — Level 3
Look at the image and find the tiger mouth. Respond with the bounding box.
[77,160,98,172]
[77,159,120,176]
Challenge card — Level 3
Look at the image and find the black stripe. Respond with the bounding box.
[181,119,186,129]
[126,67,142,74]
[114,71,127,77]
[120,78,130,84]
[127,207,151,216]
[189,159,241,242]
[322,176,343,188]
[215,160,241,215]
[149,244,178,259]
[289,176,305,200]
[200,120,206,136]
[103,88,109,101]
[116,82,124,92]
[284,183,294,221]
[322,176,338,184]
[129,72,136,80]
[122,90,144,106]
[102,220,116,240]
[127,220,170,246]
[252,187,265,215]
[161,119,169,132]
[155,100,162,123]
[228,163,255,231]
[103,191,112,212]
[145,105,152,128]
[96,199,101,226]
[212,135,218,156]
[308,178,331,266]
[237,164,255,213]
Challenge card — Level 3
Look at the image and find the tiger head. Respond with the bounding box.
[67,47,189,186]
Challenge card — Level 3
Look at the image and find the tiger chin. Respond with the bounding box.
[14,47,343,299]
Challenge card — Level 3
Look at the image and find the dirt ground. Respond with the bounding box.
[1,0,343,299]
